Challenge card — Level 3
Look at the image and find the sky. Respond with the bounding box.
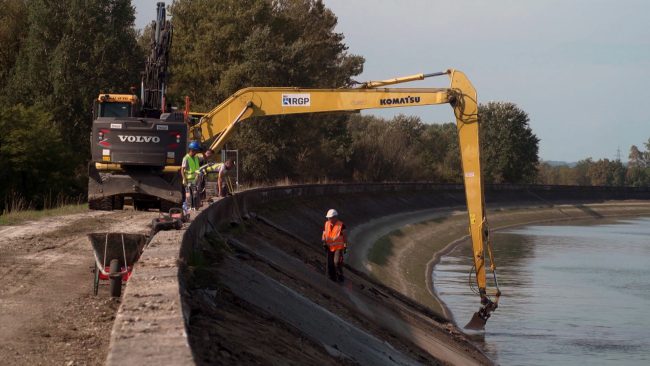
[132,0,650,162]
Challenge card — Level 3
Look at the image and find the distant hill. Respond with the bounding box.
[542,160,578,168]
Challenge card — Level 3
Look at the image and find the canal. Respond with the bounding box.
[433,217,650,365]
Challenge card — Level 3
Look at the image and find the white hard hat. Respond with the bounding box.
[326,209,338,218]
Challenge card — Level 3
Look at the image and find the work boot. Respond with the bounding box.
[336,268,344,283]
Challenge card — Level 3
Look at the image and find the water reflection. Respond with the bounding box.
[433,217,650,365]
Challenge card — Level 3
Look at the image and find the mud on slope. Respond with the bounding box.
[0,210,157,366]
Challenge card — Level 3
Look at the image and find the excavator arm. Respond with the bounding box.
[190,69,500,329]
[192,72,449,152]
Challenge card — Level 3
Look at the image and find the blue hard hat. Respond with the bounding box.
[188,141,201,151]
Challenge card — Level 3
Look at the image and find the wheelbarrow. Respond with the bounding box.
[88,232,147,297]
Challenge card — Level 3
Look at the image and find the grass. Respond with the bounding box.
[0,203,88,226]
[367,234,396,266]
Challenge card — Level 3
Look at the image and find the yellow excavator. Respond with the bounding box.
[189,69,501,329]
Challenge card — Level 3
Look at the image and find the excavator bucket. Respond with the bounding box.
[464,312,488,330]
[464,296,498,330]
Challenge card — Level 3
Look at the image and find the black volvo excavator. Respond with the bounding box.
[88,2,186,211]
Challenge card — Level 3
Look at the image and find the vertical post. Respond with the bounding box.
[161,82,166,113]
[161,93,166,114]
[235,150,239,190]
[184,96,190,124]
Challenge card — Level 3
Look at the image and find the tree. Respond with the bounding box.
[0,105,75,211]
[586,159,626,186]
[1,0,143,207]
[626,166,648,187]
[571,159,593,186]
[50,0,142,155]
[628,139,650,168]
[0,0,28,100]
[420,123,461,182]
[536,162,558,185]
[170,0,363,108]
[627,139,650,186]
[347,115,430,182]
[168,0,364,183]
[479,102,539,183]
[536,162,581,185]
[7,0,141,154]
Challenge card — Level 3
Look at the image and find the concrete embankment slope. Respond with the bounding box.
[107,183,650,365]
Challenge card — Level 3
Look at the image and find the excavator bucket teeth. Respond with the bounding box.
[464,312,487,330]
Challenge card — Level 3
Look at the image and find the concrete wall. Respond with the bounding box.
[182,183,650,258]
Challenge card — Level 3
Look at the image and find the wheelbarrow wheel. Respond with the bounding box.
[109,259,122,297]
[93,264,100,296]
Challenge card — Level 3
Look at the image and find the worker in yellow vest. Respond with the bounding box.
[322,209,348,282]
[180,141,202,211]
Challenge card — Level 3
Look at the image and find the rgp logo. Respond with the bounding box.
[282,93,311,107]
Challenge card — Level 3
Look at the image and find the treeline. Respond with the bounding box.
[1,0,641,213]
[537,140,650,187]
[0,0,544,212]
[0,0,141,211]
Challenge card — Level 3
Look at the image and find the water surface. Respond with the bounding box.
[433,217,650,365]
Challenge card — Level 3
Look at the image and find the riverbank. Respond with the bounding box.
[351,201,650,320]
[175,184,650,365]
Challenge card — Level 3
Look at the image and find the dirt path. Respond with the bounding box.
[0,210,157,366]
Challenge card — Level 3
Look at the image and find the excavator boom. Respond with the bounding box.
[194,87,449,151]
[190,69,500,328]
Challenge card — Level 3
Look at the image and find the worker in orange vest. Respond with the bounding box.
[322,209,347,282]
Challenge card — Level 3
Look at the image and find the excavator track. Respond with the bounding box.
[88,196,125,211]
[89,197,114,211]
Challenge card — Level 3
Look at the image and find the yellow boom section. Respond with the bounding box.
[190,70,497,319]
[193,87,450,152]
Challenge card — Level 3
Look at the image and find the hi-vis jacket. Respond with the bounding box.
[198,161,226,175]
[322,220,346,252]
[182,154,201,182]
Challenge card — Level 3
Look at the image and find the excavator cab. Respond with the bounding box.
[93,94,139,118]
